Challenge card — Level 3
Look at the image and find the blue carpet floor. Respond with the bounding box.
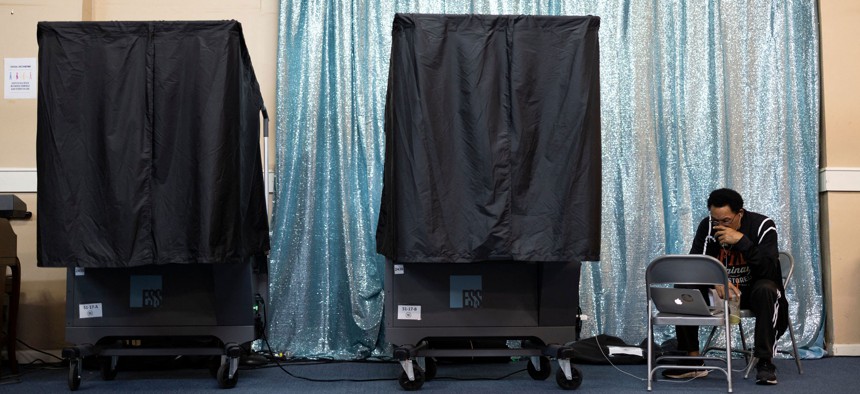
[2,356,858,393]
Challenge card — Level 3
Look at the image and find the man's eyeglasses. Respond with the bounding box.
[711,214,738,227]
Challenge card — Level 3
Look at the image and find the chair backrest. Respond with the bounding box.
[646,255,728,287]
[777,251,795,288]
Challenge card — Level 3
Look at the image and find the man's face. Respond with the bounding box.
[709,205,741,231]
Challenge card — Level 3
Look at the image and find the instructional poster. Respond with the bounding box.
[4,57,38,99]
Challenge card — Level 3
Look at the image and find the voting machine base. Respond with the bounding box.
[385,260,584,390]
[62,262,256,390]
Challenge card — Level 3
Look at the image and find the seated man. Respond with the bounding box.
[663,188,788,385]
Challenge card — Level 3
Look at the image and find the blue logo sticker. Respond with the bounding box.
[450,275,482,308]
[130,275,162,308]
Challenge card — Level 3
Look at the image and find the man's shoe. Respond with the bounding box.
[755,359,778,385]
[661,359,709,379]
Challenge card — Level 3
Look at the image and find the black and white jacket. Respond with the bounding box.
[689,209,784,295]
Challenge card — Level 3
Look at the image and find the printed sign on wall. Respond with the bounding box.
[4,58,37,99]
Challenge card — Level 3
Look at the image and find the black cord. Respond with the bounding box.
[593,335,646,381]
[430,368,527,381]
[16,338,65,362]
[0,333,66,384]
[254,293,267,340]
[259,328,397,382]
[253,296,394,382]
[0,329,65,362]
[251,298,528,383]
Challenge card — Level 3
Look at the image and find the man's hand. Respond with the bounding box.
[715,282,742,300]
[713,224,743,245]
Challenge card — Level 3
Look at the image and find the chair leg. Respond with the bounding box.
[744,355,758,379]
[787,316,804,374]
[702,326,719,355]
[647,314,653,391]
[737,320,750,363]
[725,321,733,393]
[738,319,755,379]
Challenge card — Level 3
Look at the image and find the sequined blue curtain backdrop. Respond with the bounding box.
[270,0,822,358]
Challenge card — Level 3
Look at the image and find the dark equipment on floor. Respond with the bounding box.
[0,194,29,377]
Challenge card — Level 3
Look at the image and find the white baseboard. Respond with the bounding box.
[0,168,37,193]
[820,167,860,192]
[831,343,860,356]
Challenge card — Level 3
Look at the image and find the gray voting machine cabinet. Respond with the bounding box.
[377,14,602,390]
[62,263,257,389]
[385,261,584,390]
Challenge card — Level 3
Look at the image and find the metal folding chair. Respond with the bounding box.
[647,255,733,392]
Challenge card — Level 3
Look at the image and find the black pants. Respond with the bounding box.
[676,279,789,359]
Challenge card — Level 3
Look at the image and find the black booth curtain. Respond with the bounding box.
[376,14,601,263]
[36,21,269,267]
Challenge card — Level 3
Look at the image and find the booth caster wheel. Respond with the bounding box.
[68,358,82,391]
[527,356,552,380]
[556,367,582,390]
[216,362,239,389]
[100,356,118,381]
[208,356,221,378]
[421,357,437,381]
[398,365,425,391]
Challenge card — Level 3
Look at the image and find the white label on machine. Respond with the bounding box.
[394,264,405,275]
[74,267,86,276]
[397,305,421,320]
[79,303,103,319]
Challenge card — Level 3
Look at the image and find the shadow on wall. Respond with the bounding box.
[17,279,67,360]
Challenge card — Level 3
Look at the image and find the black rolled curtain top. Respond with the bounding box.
[376,14,602,263]
[36,20,269,267]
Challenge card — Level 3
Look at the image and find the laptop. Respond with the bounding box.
[650,287,723,316]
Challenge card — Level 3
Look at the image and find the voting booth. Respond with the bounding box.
[36,20,269,390]
[377,14,602,390]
